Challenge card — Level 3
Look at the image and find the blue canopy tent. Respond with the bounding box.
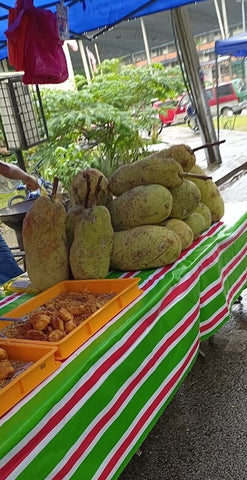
[214,32,247,134]
[215,32,247,57]
[0,0,207,61]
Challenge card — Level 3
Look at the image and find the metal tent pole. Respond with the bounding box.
[172,6,222,167]
[140,17,151,65]
[78,40,91,84]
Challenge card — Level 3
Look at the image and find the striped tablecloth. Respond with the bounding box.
[0,205,246,480]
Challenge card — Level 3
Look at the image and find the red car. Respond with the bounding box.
[152,95,189,128]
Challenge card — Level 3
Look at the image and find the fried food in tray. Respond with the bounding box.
[2,291,116,342]
[0,346,32,389]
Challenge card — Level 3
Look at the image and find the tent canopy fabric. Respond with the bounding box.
[0,0,206,61]
[215,32,247,57]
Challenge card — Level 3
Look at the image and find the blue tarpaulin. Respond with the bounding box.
[0,0,205,61]
[215,32,247,57]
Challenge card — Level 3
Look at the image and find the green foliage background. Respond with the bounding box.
[1,60,185,191]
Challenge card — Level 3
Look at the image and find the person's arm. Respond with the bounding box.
[0,161,39,191]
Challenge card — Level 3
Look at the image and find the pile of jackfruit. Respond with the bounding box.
[22,144,224,291]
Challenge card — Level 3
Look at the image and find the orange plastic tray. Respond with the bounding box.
[0,342,60,417]
[1,278,142,360]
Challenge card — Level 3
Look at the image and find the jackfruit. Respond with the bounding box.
[184,212,206,239]
[69,205,114,279]
[22,196,70,292]
[66,205,85,248]
[163,144,196,172]
[70,168,112,207]
[108,155,183,196]
[169,179,201,219]
[162,218,194,250]
[194,202,212,230]
[110,225,182,271]
[189,164,224,222]
[109,184,173,231]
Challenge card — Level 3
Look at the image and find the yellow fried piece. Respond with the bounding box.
[0,359,15,380]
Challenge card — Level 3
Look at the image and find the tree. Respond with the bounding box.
[24,60,185,189]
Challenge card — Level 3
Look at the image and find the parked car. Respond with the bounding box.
[179,80,246,119]
[152,95,188,128]
[153,79,246,132]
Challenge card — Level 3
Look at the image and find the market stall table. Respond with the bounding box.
[0,203,246,480]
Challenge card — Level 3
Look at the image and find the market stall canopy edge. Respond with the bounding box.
[0,0,207,61]
[215,31,247,57]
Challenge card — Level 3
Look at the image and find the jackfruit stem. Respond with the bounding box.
[93,175,103,206]
[83,173,91,209]
[181,172,212,181]
[51,177,59,202]
[192,139,225,153]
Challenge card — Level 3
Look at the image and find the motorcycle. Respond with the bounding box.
[184,102,199,133]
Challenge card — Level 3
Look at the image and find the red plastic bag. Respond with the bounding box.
[5,0,68,84]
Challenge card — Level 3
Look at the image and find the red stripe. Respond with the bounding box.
[98,339,199,480]
[0,292,21,307]
[1,268,199,478]
[52,305,200,480]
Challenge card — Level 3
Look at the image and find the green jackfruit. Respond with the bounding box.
[163,144,196,172]
[110,225,182,271]
[69,205,114,279]
[108,156,183,196]
[184,212,206,239]
[70,168,112,207]
[109,184,173,231]
[66,205,85,248]
[194,202,212,230]
[163,218,194,250]
[169,179,201,219]
[22,196,69,292]
[189,164,224,222]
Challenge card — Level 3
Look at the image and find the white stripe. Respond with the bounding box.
[46,303,200,480]
[2,271,200,476]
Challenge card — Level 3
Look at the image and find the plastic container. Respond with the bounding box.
[0,278,142,360]
[0,342,60,416]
